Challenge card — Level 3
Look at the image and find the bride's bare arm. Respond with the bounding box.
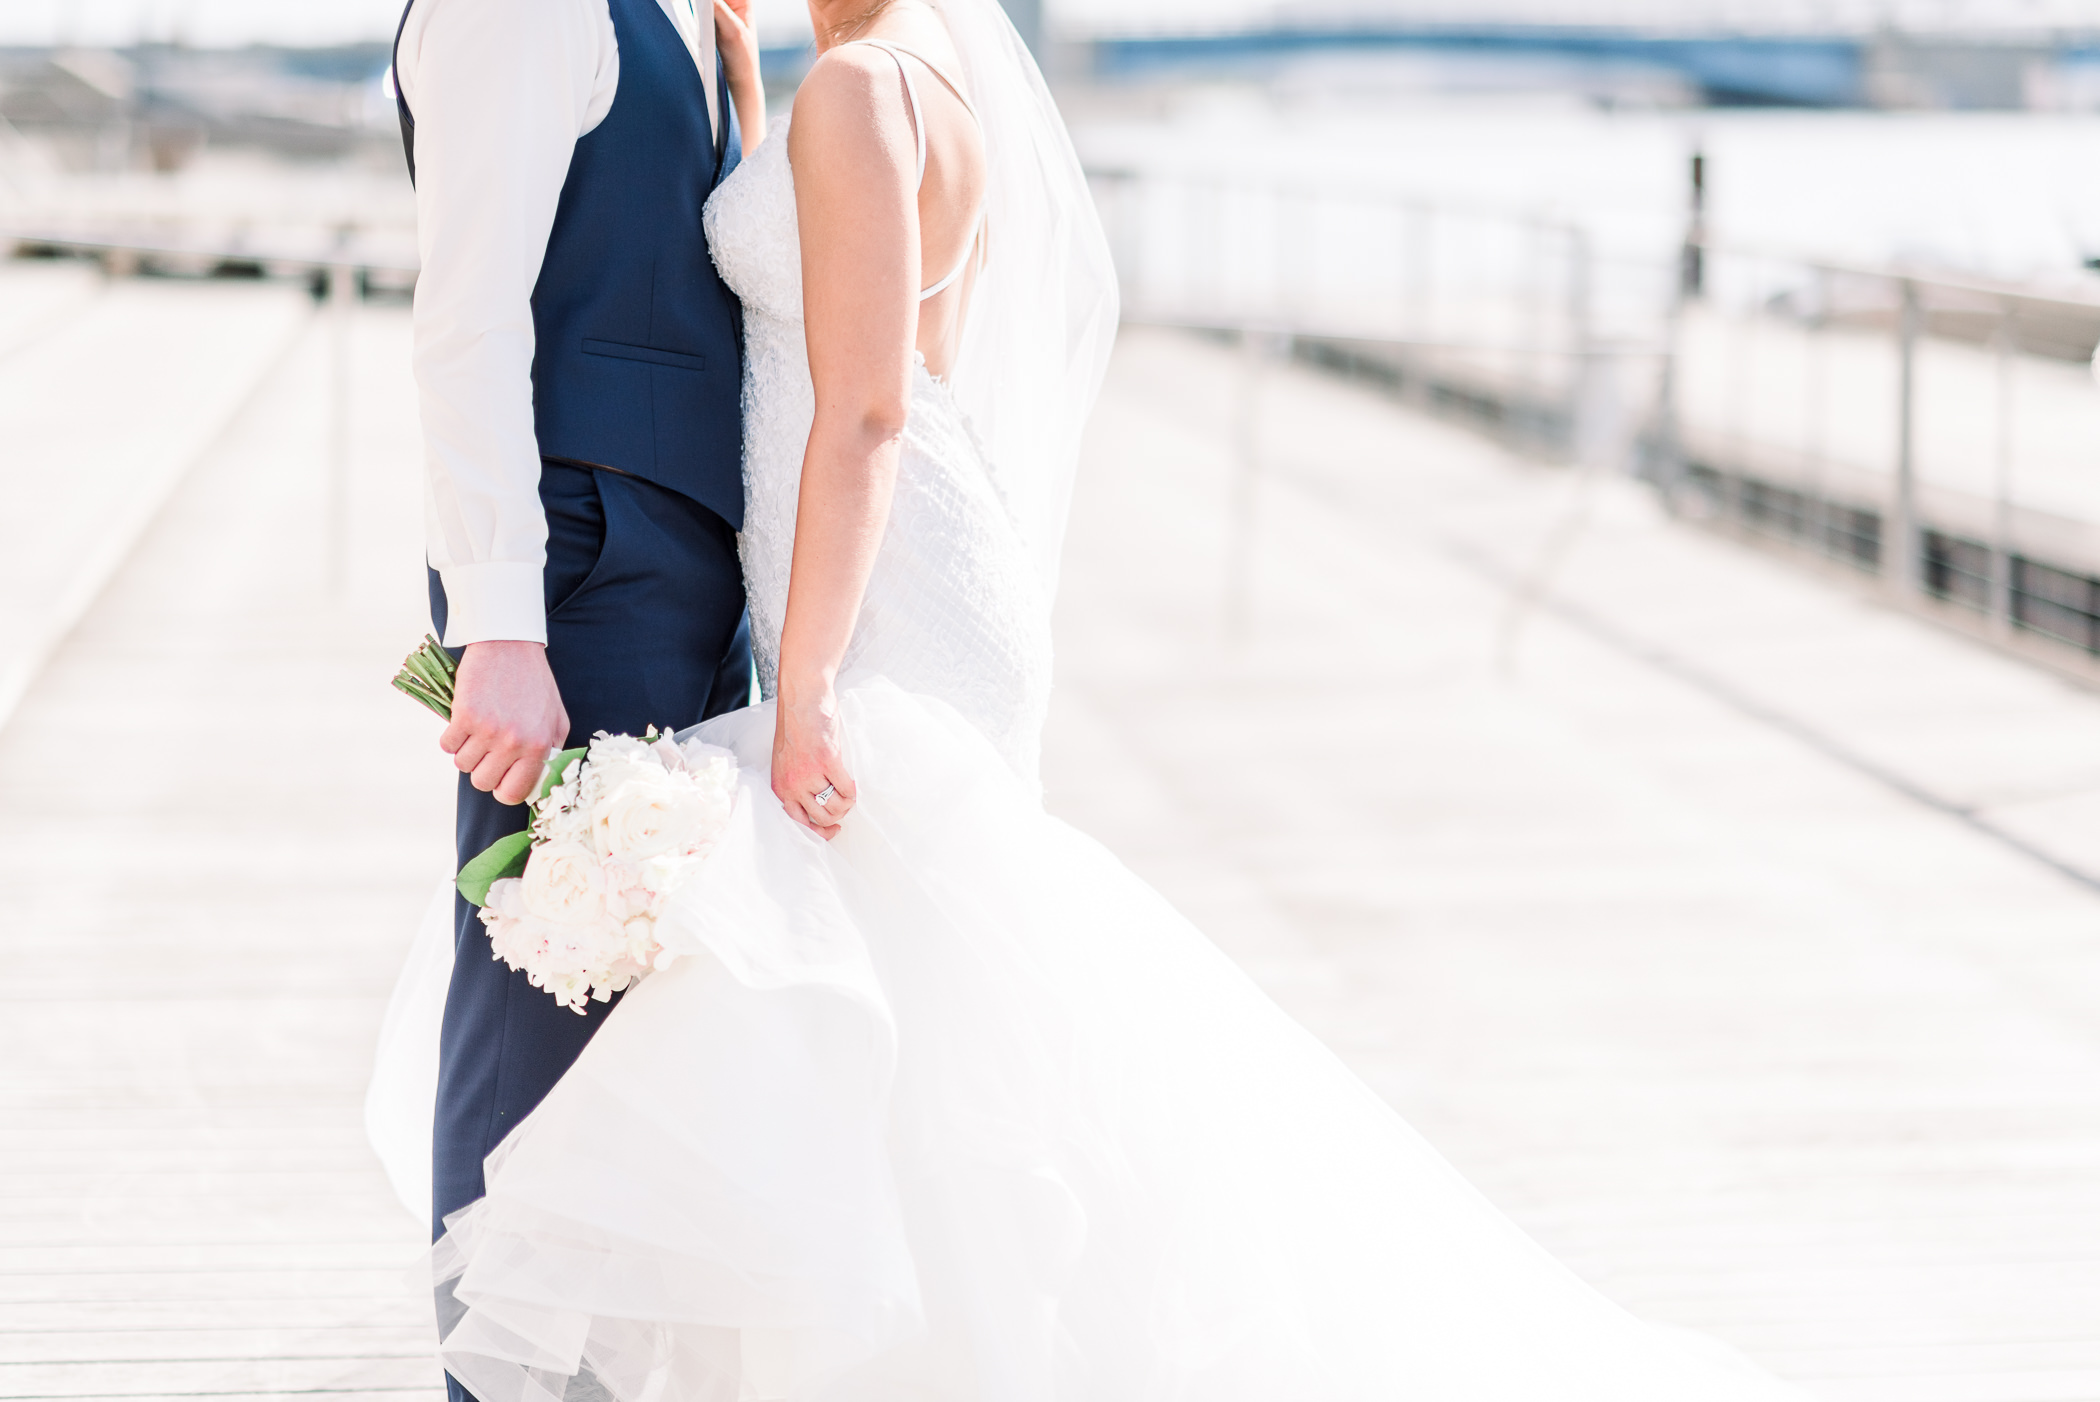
[770,48,920,837]
[712,0,766,155]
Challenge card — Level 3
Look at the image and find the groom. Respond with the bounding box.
[392,0,749,1375]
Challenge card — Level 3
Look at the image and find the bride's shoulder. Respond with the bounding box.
[784,45,914,173]
[791,45,907,129]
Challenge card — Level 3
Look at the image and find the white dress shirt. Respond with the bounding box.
[396,0,719,647]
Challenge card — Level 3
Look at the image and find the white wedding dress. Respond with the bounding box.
[373,22,1807,1402]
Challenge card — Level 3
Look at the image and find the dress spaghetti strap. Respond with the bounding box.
[847,38,985,301]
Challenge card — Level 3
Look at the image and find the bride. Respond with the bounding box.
[375,0,1806,1397]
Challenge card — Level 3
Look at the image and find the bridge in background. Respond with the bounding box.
[1077,24,2100,109]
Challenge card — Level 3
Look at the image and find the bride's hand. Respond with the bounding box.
[713,0,766,154]
[713,0,756,71]
[772,685,855,839]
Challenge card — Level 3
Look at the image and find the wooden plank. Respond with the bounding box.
[0,1274,420,1308]
[0,1216,430,1248]
[20,1394,443,1402]
[25,1394,444,1402]
[0,1247,423,1276]
[0,1333,433,1367]
[0,1358,442,1400]
[0,1302,426,1333]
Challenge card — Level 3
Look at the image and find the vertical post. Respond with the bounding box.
[1568,225,1607,468]
[1102,170,1139,318]
[1649,224,1687,504]
[1681,149,1706,300]
[326,260,355,598]
[1195,178,1222,328]
[1273,184,1294,330]
[1804,266,1829,556]
[1228,328,1283,639]
[1404,201,1430,335]
[1891,277,1921,600]
[1404,200,1431,403]
[1991,298,2017,635]
[1725,256,1753,465]
[1525,216,1548,412]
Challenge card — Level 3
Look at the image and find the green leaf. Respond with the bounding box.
[457,831,532,907]
[535,748,587,806]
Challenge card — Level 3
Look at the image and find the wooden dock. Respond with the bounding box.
[0,269,450,1402]
[1049,327,2100,1402]
[6,267,2100,1401]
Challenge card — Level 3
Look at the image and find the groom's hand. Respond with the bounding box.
[440,641,570,806]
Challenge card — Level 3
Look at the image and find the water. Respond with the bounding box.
[1070,93,2100,288]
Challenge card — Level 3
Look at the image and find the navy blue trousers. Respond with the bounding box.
[429,463,749,1401]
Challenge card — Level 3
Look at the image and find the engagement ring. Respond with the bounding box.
[813,784,837,807]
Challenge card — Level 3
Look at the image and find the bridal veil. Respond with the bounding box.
[934,0,1118,594]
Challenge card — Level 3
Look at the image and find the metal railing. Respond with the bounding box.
[26,182,2100,668]
[1085,165,1675,471]
[1084,159,2100,669]
[1664,244,2100,656]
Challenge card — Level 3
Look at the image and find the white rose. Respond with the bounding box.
[636,851,691,895]
[519,840,608,925]
[620,916,658,962]
[535,800,595,848]
[592,774,710,862]
[581,757,661,805]
[482,876,528,920]
[587,733,655,767]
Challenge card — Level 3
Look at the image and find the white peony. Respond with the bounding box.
[479,728,740,1014]
[592,773,710,862]
[636,851,693,894]
[519,840,607,925]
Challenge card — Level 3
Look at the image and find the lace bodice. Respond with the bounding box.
[704,116,1051,783]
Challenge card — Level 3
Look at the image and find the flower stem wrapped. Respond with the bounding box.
[392,634,458,721]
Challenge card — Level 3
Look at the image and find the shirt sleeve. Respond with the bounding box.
[397,0,616,646]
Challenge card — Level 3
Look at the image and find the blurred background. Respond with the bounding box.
[9,2,2100,1400]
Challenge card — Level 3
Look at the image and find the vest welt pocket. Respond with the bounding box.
[581,338,706,372]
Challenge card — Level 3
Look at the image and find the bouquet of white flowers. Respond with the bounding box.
[393,636,739,1013]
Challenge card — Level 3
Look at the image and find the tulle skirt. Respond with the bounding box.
[378,680,1799,1402]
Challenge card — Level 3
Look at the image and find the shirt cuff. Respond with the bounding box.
[437,561,547,647]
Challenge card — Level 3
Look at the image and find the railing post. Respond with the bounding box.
[1649,238,1688,506]
[1228,327,1286,639]
[1093,168,1141,319]
[1403,200,1431,403]
[1991,298,2017,636]
[1525,215,1548,415]
[326,258,355,599]
[1891,277,1921,601]
[1804,267,1830,557]
[1567,226,1609,468]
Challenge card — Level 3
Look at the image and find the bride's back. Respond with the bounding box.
[795,5,987,380]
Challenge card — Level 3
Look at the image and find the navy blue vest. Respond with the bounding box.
[395,0,746,530]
